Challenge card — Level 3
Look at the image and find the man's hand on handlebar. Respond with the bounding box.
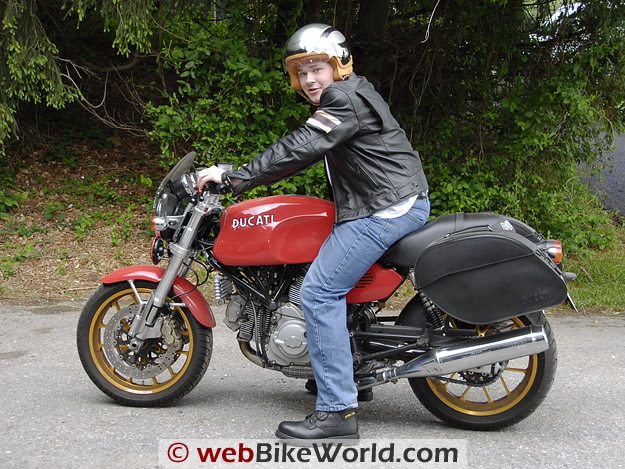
[196,166,225,190]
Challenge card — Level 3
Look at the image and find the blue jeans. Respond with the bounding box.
[300,197,430,411]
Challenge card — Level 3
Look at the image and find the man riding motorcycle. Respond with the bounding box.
[197,23,429,440]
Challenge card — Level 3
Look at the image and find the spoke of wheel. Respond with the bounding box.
[113,300,121,311]
[179,350,189,356]
[458,386,471,401]
[482,386,493,403]
[506,367,528,373]
[499,376,512,396]
[152,377,158,386]
[443,373,457,389]
[168,366,177,377]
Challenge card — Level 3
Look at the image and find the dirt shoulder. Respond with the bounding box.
[1,136,158,302]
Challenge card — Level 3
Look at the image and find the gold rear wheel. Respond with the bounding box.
[398,311,557,430]
[424,317,539,417]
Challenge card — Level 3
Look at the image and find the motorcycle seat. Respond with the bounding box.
[379,212,528,269]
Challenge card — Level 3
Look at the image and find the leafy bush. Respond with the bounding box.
[0,190,21,215]
[403,1,625,252]
[148,2,625,253]
[146,20,327,197]
[0,170,26,216]
[425,156,616,253]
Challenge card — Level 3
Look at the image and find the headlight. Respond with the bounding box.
[155,192,178,218]
[170,173,197,199]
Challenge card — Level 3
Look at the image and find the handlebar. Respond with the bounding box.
[203,181,232,195]
[194,166,233,196]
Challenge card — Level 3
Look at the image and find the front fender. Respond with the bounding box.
[101,265,216,328]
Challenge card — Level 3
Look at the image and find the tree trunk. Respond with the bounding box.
[352,0,391,90]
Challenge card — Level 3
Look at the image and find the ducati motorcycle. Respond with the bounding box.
[77,152,576,430]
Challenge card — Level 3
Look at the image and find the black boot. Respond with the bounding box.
[276,409,359,440]
[304,379,317,395]
[305,379,373,402]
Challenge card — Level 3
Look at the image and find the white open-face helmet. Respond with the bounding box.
[284,23,353,91]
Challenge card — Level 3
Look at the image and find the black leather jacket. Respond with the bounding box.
[225,74,428,222]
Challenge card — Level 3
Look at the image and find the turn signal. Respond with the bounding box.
[539,240,563,264]
[151,217,167,232]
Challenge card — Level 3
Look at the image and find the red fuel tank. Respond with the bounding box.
[213,195,335,266]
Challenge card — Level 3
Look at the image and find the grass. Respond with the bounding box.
[0,242,41,279]
[566,223,625,312]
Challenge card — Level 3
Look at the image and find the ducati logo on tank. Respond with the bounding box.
[231,213,275,229]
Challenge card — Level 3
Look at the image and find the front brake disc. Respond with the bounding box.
[102,304,177,379]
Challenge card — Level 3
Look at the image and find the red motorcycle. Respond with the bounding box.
[77,152,575,430]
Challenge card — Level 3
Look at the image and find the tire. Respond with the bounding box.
[396,309,557,430]
[76,280,212,407]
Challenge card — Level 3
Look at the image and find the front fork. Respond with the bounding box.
[127,198,213,351]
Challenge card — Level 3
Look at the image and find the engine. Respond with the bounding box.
[264,302,309,366]
[222,274,311,367]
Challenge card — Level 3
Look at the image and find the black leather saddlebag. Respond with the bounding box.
[414,229,567,324]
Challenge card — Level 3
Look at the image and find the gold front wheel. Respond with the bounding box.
[77,281,212,406]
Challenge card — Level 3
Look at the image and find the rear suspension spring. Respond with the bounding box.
[418,291,445,331]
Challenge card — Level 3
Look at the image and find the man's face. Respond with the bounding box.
[297,60,335,105]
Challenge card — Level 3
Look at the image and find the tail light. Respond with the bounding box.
[538,240,563,264]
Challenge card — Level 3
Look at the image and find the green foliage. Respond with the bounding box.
[0,189,24,215]
[2,0,625,255]
[0,0,166,155]
[111,205,137,243]
[396,0,625,252]
[566,222,625,310]
[44,200,66,223]
[146,19,324,197]
[0,0,78,154]
[531,186,615,253]
[0,242,38,279]
[139,175,153,188]
[63,175,120,205]
[0,170,27,215]
[426,157,615,253]
[74,213,95,237]
[44,144,78,168]
[67,0,156,55]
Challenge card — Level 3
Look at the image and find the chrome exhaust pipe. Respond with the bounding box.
[358,325,548,388]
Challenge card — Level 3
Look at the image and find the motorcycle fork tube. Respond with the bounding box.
[128,204,206,340]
